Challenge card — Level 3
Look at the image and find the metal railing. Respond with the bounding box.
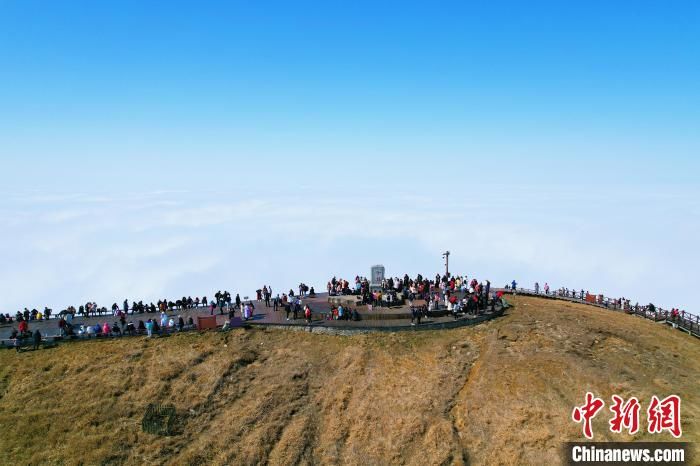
[500,288,699,337]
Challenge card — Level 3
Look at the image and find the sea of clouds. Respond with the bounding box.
[0,183,697,313]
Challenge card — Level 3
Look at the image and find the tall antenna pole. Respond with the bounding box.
[442,251,450,278]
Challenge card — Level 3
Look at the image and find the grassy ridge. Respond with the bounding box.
[0,296,698,465]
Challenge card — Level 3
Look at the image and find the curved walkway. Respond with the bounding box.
[5,287,695,347]
[496,288,700,338]
[1,293,507,346]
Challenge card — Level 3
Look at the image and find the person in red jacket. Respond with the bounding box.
[18,319,28,335]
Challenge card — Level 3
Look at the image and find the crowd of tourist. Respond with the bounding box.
[6,310,202,352]
[325,273,499,317]
[4,271,501,347]
[4,271,694,352]
[0,294,235,326]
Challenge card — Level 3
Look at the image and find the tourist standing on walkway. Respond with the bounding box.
[18,319,28,336]
[264,286,271,307]
[32,329,42,350]
[411,306,422,325]
[293,299,300,320]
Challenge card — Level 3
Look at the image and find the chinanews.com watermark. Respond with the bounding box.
[564,393,693,465]
[564,443,691,465]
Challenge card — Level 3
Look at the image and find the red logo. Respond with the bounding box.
[609,395,641,435]
[572,393,682,439]
[647,395,682,438]
[572,392,605,439]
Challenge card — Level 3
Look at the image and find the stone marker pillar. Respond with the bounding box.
[370,265,385,291]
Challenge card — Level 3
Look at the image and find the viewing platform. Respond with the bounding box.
[0,292,506,344]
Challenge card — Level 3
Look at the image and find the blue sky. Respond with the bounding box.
[1,1,699,312]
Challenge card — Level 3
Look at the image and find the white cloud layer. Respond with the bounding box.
[0,184,697,313]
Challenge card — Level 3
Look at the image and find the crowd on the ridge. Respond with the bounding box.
[325,273,499,316]
[4,272,694,351]
[3,271,503,346]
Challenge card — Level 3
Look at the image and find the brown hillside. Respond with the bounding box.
[0,295,697,465]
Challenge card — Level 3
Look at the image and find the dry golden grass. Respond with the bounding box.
[0,296,698,465]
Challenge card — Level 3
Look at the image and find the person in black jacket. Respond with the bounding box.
[32,329,42,350]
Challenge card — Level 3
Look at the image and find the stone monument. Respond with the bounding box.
[370,264,385,291]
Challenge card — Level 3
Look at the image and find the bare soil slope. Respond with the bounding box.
[0,296,697,465]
